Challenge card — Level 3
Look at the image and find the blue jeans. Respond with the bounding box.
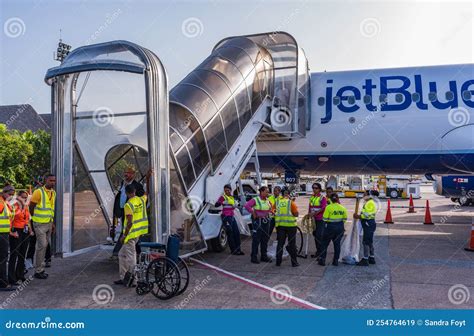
[251,217,270,260]
[320,222,344,262]
[222,216,242,253]
[313,219,325,257]
[361,219,376,258]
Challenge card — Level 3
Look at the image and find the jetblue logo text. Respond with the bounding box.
[320,75,474,123]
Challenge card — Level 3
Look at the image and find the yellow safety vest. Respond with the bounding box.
[322,203,348,223]
[253,197,271,211]
[309,194,323,213]
[0,198,12,233]
[275,198,297,227]
[268,194,283,207]
[31,187,56,224]
[124,196,149,243]
[361,199,377,219]
[222,195,235,210]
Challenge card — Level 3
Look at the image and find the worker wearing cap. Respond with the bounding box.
[29,174,56,280]
[354,190,379,266]
[319,193,347,266]
[0,185,17,291]
[308,183,327,260]
[215,184,244,255]
[267,186,283,240]
[245,186,273,264]
[112,167,145,257]
[274,188,299,267]
[115,169,151,286]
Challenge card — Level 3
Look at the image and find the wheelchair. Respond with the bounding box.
[134,235,190,300]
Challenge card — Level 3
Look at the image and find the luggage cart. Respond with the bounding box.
[134,235,190,300]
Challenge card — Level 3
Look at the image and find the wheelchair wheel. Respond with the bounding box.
[296,226,304,255]
[176,257,190,296]
[146,257,181,300]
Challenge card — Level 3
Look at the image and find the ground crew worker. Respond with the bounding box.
[244,186,273,264]
[268,186,283,239]
[308,183,327,260]
[353,190,379,266]
[29,174,56,280]
[115,169,151,286]
[319,193,347,266]
[8,190,32,285]
[215,184,244,255]
[274,188,299,267]
[0,185,17,291]
[325,186,334,204]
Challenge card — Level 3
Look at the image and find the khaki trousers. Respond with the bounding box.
[33,222,52,273]
[118,237,138,280]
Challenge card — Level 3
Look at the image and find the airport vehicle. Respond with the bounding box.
[44,32,473,257]
[433,175,474,206]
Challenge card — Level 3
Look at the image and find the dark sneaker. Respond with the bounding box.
[368,257,376,264]
[260,256,272,263]
[332,260,339,266]
[291,261,300,267]
[34,272,48,279]
[232,251,245,256]
[114,279,124,285]
[251,259,260,264]
[310,254,319,259]
[45,261,51,268]
[357,259,369,266]
[318,260,326,266]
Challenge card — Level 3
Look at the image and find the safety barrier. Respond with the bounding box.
[383,198,434,225]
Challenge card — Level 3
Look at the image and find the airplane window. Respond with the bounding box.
[395,93,404,103]
[412,93,420,103]
[333,96,341,105]
[348,96,355,104]
[428,92,437,102]
[317,97,325,106]
[462,90,472,100]
[379,94,387,103]
[445,91,454,101]
[363,95,371,104]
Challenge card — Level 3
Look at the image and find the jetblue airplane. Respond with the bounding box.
[257,64,474,175]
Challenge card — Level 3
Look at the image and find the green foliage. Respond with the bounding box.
[0,124,51,188]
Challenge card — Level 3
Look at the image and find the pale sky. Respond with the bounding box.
[1,0,473,114]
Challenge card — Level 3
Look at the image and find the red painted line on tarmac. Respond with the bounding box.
[190,258,326,310]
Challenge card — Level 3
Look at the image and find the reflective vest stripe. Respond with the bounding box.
[275,199,297,227]
[253,197,270,211]
[361,199,376,219]
[31,187,55,224]
[0,201,11,233]
[222,195,235,209]
[124,196,149,243]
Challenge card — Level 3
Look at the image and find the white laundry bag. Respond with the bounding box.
[267,240,289,259]
[340,219,362,264]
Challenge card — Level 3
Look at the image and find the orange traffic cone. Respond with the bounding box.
[407,194,416,213]
[384,199,394,224]
[423,200,434,225]
[465,223,474,252]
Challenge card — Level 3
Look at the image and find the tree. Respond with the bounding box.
[0,124,51,188]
